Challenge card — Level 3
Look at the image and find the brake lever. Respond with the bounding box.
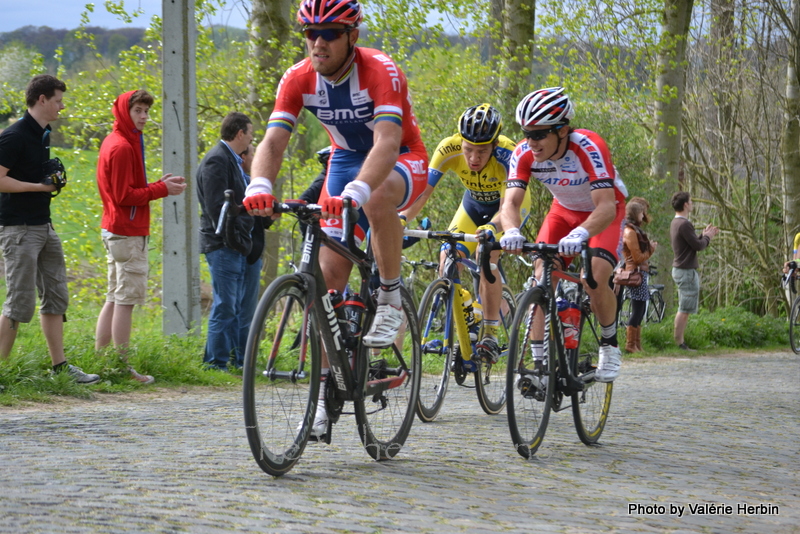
[580,242,597,289]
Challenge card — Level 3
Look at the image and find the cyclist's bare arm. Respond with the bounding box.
[247,126,292,218]
[499,186,527,234]
[580,187,617,237]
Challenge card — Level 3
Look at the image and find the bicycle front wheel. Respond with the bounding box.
[416,279,453,422]
[355,286,422,460]
[475,284,516,415]
[790,296,800,354]
[571,297,613,445]
[242,274,320,477]
[506,287,554,459]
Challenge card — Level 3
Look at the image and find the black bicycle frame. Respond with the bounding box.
[484,240,596,396]
[288,201,413,404]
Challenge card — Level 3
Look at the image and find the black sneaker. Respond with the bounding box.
[66,364,100,384]
[475,336,500,364]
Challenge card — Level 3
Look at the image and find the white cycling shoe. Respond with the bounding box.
[595,345,621,383]
[363,304,404,348]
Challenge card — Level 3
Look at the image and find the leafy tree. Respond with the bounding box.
[0,42,42,118]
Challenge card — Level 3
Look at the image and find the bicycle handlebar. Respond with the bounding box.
[479,239,596,289]
[218,190,360,245]
[215,189,240,236]
[402,228,479,243]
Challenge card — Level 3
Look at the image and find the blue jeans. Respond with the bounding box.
[204,247,262,369]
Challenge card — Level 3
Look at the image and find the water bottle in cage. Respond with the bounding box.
[459,287,480,341]
[341,292,366,350]
[556,297,581,349]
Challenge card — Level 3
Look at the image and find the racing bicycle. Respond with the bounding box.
[493,241,613,459]
[403,228,516,421]
[227,193,422,476]
[784,261,800,354]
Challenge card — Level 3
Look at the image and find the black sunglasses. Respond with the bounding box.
[303,28,350,42]
[523,125,564,141]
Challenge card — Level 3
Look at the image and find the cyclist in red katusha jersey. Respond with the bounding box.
[498,87,628,383]
[243,0,428,438]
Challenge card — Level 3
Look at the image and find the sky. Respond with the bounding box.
[0,0,249,33]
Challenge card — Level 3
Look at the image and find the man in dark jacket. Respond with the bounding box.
[197,112,263,369]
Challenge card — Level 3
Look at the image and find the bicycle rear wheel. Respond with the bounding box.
[618,289,632,327]
[648,289,665,323]
[243,274,320,477]
[475,284,516,415]
[790,296,800,354]
[571,296,613,445]
[355,286,422,460]
[506,287,554,459]
[416,279,453,422]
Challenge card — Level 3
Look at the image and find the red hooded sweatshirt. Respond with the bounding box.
[96,91,168,236]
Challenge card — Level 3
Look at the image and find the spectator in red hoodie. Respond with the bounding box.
[94,90,186,383]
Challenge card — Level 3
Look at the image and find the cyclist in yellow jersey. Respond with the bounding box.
[401,104,531,363]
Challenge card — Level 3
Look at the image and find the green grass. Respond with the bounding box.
[0,305,243,406]
[631,306,789,355]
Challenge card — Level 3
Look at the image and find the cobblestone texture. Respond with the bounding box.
[1,352,798,533]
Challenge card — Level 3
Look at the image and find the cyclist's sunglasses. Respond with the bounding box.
[522,125,564,141]
[303,28,351,42]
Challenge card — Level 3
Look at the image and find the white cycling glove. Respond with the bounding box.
[245,176,273,197]
[500,227,525,251]
[558,226,589,256]
[341,180,372,208]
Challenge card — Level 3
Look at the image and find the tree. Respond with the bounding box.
[0,43,42,117]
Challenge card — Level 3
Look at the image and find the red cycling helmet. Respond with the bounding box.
[297,0,363,28]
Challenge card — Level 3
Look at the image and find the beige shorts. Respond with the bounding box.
[103,234,149,306]
[0,224,68,322]
[672,267,700,315]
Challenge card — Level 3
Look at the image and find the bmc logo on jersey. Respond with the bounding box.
[317,107,372,122]
[374,54,401,92]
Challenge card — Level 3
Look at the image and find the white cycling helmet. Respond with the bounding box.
[516,87,575,127]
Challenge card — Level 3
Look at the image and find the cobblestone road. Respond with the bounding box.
[1,352,798,533]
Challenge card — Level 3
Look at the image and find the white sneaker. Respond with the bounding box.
[363,304,404,348]
[595,345,621,383]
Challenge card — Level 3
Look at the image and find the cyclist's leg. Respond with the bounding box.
[526,204,573,361]
[363,151,428,346]
[440,198,472,277]
[315,155,362,437]
[582,202,625,382]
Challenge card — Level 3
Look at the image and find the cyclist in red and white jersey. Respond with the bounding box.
[243,0,428,437]
[499,87,627,382]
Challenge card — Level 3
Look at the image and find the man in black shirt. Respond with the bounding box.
[0,75,99,384]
